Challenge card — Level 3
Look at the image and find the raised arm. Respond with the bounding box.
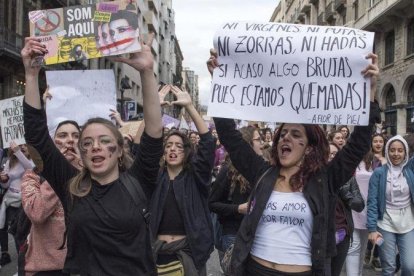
[10,141,34,170]
[328,53,381,192]
[109,33,162,139]
[170,86,215,194]
[207,49,267,183]
[22,37,77,204]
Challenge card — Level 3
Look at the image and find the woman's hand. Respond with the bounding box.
[9,141,20,153]
[109,33,155,72]
[238,202,248,215]
[0,171,9,183]
[21,37,48,77]
[109,109,126,126]
[170,86,192,108]
[362,53,379,102]
[368,231,382,245]
[206,48,219,77]
[159,84,171,107]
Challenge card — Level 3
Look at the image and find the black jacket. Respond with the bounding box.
[209,163,251,235]
[150,132,216,270]
[337,176,365,237]
[213,102,380,275]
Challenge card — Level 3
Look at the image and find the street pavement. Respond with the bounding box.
[1,234,385,276]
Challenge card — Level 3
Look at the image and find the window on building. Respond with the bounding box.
[406,81,414,133]
[385,30,395,65]
[354,1,359,20]
[385,86,397,135]
[408,18,414,56]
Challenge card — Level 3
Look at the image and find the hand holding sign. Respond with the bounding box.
[9,141,20,154]
[109,33,155,72]
[362,53,379,102]
[207,48,219,77]
[21,37,48,76]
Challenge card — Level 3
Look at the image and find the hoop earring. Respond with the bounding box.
[118,157,123,168]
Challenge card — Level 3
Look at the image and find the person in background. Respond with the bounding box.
[151,86,215,275]
[263,128,273,147]
[364,133,387,271]
[367,135,414,275]
[328,143,365,276]
[209,126,264,271]
[344,149,376,276]
[0,141,35,266]
[329,130,346,150]
[339,126,350,141]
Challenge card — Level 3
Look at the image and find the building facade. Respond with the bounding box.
[0,0,186,121]
[271,0,414,135]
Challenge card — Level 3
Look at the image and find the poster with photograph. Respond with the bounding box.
[29,0,141,65]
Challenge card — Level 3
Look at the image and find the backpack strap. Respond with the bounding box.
[120,173,151,225]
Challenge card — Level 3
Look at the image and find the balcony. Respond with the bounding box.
[354,0,412,30]
[0,27,23,60]
[144,10,159,34]
[148,0,159,14]
[335,0,346,11]
[325,1,335,21]
[309,0,319,4]
[300,0,312,13]
[317,12,326,25]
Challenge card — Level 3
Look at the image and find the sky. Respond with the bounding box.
[172,0,280,106]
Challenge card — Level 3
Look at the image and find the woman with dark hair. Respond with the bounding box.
[209,126,263,271]
[22,34,163,275]
[0,141,34,266]
[108,9,140,54]
[208,50,380,275]
[151,86,216,275]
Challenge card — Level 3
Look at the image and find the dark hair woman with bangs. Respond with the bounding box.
[207,50,381,275]
[150,86,216,275]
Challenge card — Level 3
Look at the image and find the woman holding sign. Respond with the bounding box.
[207,51,380,275]
[21,34,163,276]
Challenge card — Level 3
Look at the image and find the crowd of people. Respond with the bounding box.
[0,32,412,276]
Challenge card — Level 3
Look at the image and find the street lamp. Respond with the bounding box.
[120,76,132,120]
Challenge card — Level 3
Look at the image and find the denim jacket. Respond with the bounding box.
[366,159,414,232]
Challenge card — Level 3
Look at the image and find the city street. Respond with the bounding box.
[0,234,390,276]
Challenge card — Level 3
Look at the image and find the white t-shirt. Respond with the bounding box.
[250,191,313,266]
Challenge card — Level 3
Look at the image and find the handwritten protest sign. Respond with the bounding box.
[0,96,25,148]
[29,0,140,65]
[45,70,116,135]
[207,22,375,125]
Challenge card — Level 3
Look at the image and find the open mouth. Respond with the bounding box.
[92,156,105,164]
[281,145,292,156]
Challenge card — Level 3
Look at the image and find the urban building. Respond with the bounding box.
[0,0,186,122]
[271,0,414,135]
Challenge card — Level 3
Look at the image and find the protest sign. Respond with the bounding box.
[0,96,25,148]
[162,114,180,129]
[45,70,116,135]
[119,121,142,137]
[29,0,141,65]
[208,22,375,125]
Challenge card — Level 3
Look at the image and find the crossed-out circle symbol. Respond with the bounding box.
[35,10,61,33]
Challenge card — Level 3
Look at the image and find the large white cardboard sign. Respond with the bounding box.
[0,96,25,148]
[46,70,116,135]
[207,22,375,125]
